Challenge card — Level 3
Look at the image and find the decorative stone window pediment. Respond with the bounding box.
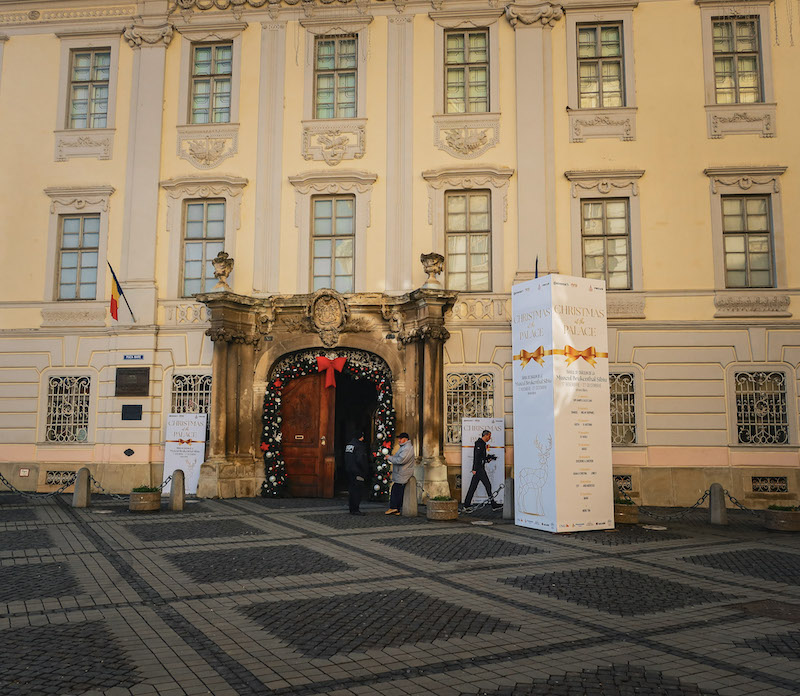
[564,169,644,197]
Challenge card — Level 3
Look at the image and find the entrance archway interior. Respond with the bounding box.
[334,373,378,493]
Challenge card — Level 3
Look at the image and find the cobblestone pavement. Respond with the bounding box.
[2,494,800,695]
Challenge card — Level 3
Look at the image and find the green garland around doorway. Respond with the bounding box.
[261,349,396,499]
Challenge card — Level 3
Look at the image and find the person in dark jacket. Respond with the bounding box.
[464,429,501,510]
[344,431,370,515]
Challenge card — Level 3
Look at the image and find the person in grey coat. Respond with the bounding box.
[385,432,414,515]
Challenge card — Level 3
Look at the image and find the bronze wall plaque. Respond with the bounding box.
[115,367,150,397]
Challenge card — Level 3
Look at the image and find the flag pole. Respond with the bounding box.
[107,262,137,323]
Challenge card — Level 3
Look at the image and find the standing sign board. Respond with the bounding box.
[163,413,208,495]
[511,274,614,532]
[460,417,505,504]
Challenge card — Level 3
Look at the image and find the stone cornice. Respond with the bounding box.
[421,165,514,189]
[695,0,773,6]
[288,169,378,194]
[160,175,248,195]
[704,165,787,193]
[44,185,115,212]
[564,169,644,197]
[428,8,505,26]
[562,0,637,9]
[505,1,564,27]
[175,21,248,40]
[299,14,373,33]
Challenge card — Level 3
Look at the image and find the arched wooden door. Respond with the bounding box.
[280,373,335,497]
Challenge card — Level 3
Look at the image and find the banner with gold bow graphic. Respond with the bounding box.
[163,413,208,495]
[513,345,608,368]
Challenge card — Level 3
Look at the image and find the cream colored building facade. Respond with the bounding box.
[0,0,798,506]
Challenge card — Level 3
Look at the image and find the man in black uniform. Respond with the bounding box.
[344,431,369,515]
[464,429,501,510]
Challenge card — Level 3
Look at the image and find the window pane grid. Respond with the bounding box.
[46,376,90,443]
[581,198,631,290]
[68,49,110,129]
[191,43,233,124]
[445,30,489,113]
[722,195,773,288]
[577,23,624,108]
[58,215,99,300]
[182,200,226,297]
[609,373,636,445]
[171,374,212,414]
[314,36,357,119]
[712,18,762,104]
[446,372,494,444]
[445,191,491,292]
[735,371,788,445]
[312,196,355,292]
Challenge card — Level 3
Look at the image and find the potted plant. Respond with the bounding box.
[764,504,800,532]
[614,497,639,525]
[426,496,458,521]
[129,485,161,513]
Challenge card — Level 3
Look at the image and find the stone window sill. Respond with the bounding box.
[706,103,776,139]
[568,107,636,143]
[54,128,115,162]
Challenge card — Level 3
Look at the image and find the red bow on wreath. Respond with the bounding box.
[317,356,346,388]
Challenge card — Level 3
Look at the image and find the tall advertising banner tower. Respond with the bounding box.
[511,275,614,532]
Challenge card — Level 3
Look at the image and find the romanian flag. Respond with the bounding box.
[108,262,123,321]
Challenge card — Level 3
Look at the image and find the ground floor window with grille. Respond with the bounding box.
[46,376,90,442]
[609,372,636,445]
[445,372,494,443]
[734,371,789,444]
[171,374,212,414]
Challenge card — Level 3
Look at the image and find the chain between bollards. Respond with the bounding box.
[723,489,762,516]
[616,483,711,521]
[0,471,77,499]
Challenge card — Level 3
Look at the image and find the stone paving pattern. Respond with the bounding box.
[1,494,800,696]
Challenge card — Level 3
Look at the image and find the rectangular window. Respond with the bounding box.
[68,48,110,129]
[445,30,489,114]
[577,23,624,108]
[312,196,355,293]
[314,36,357,119]
[446,190,491,292]
[191,42,232,124]
[445,372,495,444]
[171,374,212,414]
[581,198,630,290]
[722,195,773,288]
[609,373,636,445]
[46,376,90,443]
[734,371,788,444]
[712,17,762,104]
[182,200,225,296]
[58,214,99,300]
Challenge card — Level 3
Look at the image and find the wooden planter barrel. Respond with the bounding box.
[614,503,639,525]
[764,509,800,532]
[426,499,458,521]
[129,492,161,512]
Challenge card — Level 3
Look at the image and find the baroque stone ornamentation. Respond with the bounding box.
[706,103,776,139]
[307,288,350,347]
[177,125,238,169]
[205,327,259,344]
[54,130,114,162]
[301,119,366,165]
[0,5,135,25]
[570,109,635,143]
[163,302,210,324]
[564,170,645,198]
[211,251,234,291]
[41,306,107,327]
[505,1,564,27]
[421,253,445,289]
[704,166,786,194]
[123,23,174,48]
[433,114,500,159]
[422,166,514,222]
[449,295,510,321]
[714,292,791,318]
[44,185,115,213]
[606,293,646,319]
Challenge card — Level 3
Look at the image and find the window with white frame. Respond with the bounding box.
[312,195,355,293]
[67,48,111,129]
[171,374,212,414]
[45,375,91,443]
[182,200,225,296]
[712,17,762,104]
[444,29,489,113]
[721,195,773,288]
[445,372,495,444]
[581,198,631,290]
[734,370,789,445]
[57,214,100,300]
[445,190,491,292]
[577,23,624,109]
[609,372,636,445]
[314,35,357,119]
[190,42,232,124]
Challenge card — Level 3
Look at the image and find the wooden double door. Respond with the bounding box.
[281,373,335,498]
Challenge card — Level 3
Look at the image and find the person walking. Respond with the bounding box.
[464,429,502,510]
[385,432,414,515]
[344,431,369,516]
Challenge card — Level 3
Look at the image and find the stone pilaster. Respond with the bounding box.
[506,1,562,281]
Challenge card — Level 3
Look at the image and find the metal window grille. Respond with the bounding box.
[751,476,788,493]
[610,372,636,445]
[171,374,212,414]
[45,376,90,443]
[613,474,633,491]
[734,371,789,445]
[445,372,494,444]
[46,471,77,486]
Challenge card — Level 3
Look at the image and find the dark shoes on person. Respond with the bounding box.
[350,511,365,516]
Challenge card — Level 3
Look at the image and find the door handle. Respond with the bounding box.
[320,436,327,446]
